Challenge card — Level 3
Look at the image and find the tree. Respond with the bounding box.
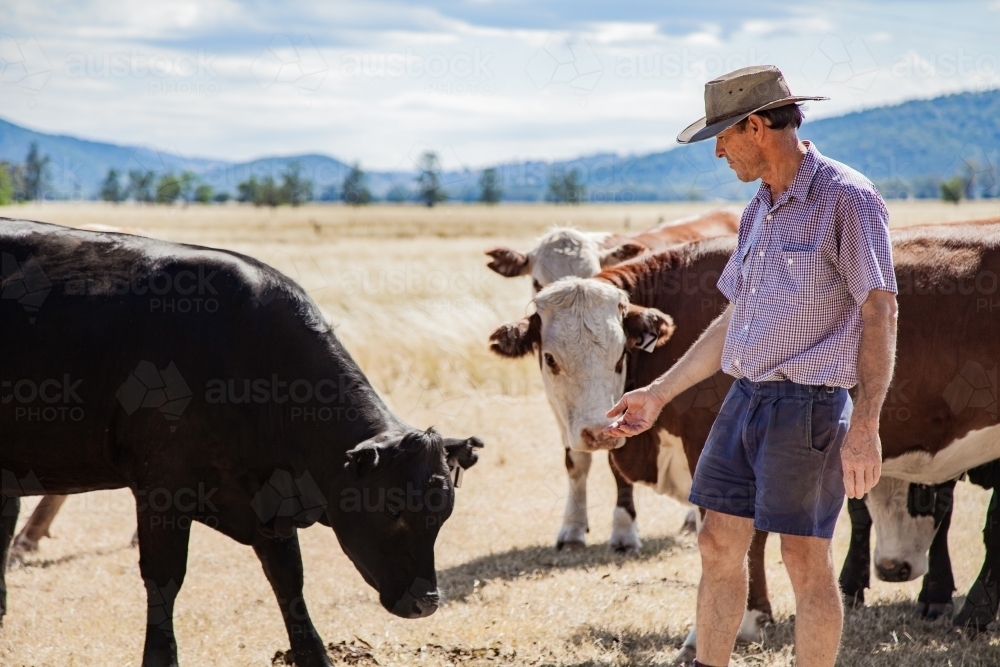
[237,177,261,203]
[547,168,585,204]
[213,191,231,203]
[178,171,198,203]
[940,176,965,204]
[128,170,155,203]
[156,173,182,203]
[0,162,15,205]
[194,183,213,203]
[280,162,313,206]
[416,151,447,207]
[341,162,372,205]
[23,142,51,201]
[100,168,123,203]
[478,167,503,204]
[259,175,282,207]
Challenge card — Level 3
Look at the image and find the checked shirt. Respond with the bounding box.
[717,141,897,388]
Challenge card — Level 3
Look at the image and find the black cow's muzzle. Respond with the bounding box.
[390,577,440,618]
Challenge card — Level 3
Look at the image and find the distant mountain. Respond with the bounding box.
[2,89,998,202]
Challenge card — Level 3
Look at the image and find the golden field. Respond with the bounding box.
[2,200,1000,667]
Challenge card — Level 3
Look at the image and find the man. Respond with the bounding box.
[604,65,898,667]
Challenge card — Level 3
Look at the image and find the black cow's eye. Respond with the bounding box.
[386,507,401,520]
[532,279,544,292]
[544,352,559,374]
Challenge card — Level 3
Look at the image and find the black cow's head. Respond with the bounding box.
[331,428,482,618]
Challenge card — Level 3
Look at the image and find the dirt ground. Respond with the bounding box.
[2,200,1000,666]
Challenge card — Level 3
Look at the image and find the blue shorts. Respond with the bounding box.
[688,377,852,539]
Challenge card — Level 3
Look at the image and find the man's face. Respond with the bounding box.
[715,121,765,182]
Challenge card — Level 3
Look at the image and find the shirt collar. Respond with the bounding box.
[752,140,820,208]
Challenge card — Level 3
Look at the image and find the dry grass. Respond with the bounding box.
[2,201,1000,666]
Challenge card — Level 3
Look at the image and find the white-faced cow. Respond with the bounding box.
[0,219,483,667]
[485,210,738,553]
[489,218,1000,655]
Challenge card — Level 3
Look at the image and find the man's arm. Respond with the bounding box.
[604,304,733,437]
[841,289,898,499]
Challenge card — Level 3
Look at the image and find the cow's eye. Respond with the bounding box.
[532,279,544,292]
[386,507,402,520]
[544,353,560,374]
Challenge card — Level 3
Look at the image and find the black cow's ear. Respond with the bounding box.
[345,445,380,479]
[485,247,531,277]
[623,305,675,350]
[489,313,541,358]
[445,436,484,470]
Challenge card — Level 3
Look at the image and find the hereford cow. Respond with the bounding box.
[489,219,1000,653]
[485,209,738,553]
[0,219,483,667]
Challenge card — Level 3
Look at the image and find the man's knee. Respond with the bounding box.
[781,536,834,585]
[698,512,753,566]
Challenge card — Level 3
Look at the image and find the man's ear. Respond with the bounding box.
[599,241,647,268]
[444,436,484,470]
[344,445,380,479]
[622,305,675,350]
[489,312,541,358]
[485,247,531,277]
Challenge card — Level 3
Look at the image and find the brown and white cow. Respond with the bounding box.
[490,219,1000,654]
[485,210,738,554]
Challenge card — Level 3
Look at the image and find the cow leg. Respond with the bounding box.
[608,457,640,554]
[738,529,772,643]
[915,501,955,620]
[839,496,872,607]
[557,450,591,550]
[953,488,1000,632]
[1,494,19,626]
[9,494,67,559]
[135,504,191,667]
[254,533,331,667]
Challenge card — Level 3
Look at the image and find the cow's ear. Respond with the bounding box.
[345,445,380,479]
[489,312,541,358]
[623,305,675,350]
[485,247,531,277]
[445,436,484,470]
[599,241,647,268]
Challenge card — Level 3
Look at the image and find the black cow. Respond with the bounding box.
[0,219,483,667]
[841,461,1000,630]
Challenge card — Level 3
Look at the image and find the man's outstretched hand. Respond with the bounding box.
[604,387,667,438]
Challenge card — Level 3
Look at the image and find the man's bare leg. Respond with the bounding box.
[696,510,755,666]
[781,535,843,666]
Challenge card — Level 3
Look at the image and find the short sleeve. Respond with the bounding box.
[835,186,897,305]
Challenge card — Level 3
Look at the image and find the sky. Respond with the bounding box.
[1,0,999,170]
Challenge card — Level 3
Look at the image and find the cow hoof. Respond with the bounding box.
[671,644,696,666]
[914,601,951,620]
[557,539,586,552]
[736,609,771,644]
[609,507,640,555]
[680,508,697,534]
[609,540,639,556]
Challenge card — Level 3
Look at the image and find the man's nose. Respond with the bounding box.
[715,138,725,158]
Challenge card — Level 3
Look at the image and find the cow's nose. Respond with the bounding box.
[391,578,440,619]
[875,558,912,582]
[580,427,618,450]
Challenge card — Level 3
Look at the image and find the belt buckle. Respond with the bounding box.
[825,385,835,393]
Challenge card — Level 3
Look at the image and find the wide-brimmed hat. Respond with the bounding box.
[677,65,828,144]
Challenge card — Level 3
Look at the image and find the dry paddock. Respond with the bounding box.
[3,200,1000,667]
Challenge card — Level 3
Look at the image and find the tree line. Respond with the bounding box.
[0,142,52,205]
[0,143,588,207]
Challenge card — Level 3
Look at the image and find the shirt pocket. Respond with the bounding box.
[777,248,817,304]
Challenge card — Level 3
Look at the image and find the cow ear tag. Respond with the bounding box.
[638,331,657,353]
[450,462,464,488]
